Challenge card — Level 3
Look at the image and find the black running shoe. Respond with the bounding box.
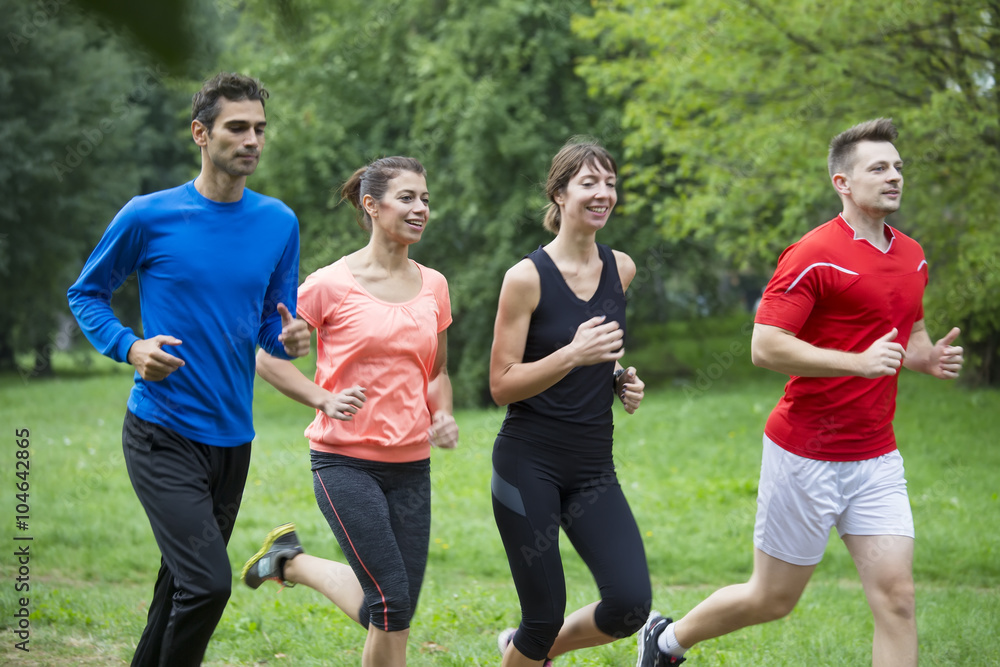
[637,611,686,666]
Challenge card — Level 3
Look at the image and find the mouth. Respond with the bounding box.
[586,206,609,214]
[405,219,425,229]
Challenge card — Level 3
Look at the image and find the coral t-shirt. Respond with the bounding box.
[296,258,452,463]
[755,215,927,461]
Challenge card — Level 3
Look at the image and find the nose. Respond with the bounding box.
[243,130,260,148]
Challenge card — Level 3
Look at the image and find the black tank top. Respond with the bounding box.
[499,243,626,446]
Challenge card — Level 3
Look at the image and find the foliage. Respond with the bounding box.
[0,2,143,373]
[218,0,705,405]
[575,0,1000,383]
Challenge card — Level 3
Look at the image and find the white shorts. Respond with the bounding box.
[753,435,914,566]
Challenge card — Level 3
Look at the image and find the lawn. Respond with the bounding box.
[1,330,998,665]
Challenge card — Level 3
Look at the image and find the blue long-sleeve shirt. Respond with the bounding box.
[68,181,300,446]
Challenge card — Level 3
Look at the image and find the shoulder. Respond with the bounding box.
[415,262,448,288]
[503,257,541,289]
[243,188,298,224]
[888,225,924,253]
[128,182,190,213]
[774,219,843,266]
[609,248,636,277]
[303,258,349,286]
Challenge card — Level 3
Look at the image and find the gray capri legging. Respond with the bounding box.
[311,450,432,632]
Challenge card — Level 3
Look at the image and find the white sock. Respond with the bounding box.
[656,622,689,658]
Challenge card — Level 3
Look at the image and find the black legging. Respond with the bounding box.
[491,434,651,661]
[311,451,431,632]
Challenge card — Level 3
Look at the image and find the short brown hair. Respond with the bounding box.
[340,156,427,232]
[191,72,269,132]
[828,118,898,178]
[543,138,618,234]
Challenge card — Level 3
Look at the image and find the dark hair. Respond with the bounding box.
[543,137,618,233]
[828,118,898,178]
[339,156,427,232]
[191,72,269,132]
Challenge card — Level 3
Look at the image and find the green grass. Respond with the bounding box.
[1,342,998,665]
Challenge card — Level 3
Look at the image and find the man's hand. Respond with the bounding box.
[318,386,367,421]
[277,303,310,358]
[929,327,963,380]
[856,329,906,378]
[127,336,184,381]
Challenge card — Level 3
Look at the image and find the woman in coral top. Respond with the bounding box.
[243,156,457,667]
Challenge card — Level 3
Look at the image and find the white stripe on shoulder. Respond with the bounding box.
[917,259,928,272]
[785,262,859,293]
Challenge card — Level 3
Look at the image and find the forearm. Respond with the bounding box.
[490,345,577,406]
[751,324,861,377]
[427,370,453,416]
[902,328,934,375]
[255,349,324,409]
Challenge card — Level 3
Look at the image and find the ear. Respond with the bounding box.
[362,193,378,219]
[831,173,851,197]
[191,119,209,148]
[553,188,565,206]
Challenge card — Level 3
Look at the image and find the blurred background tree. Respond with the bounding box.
[4,0,996,395]
[575,0,1000,384]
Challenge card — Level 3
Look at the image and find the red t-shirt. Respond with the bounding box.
[755,215,927,461]
[296,258,452,463]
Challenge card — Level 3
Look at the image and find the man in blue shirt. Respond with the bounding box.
[68,72,309,666]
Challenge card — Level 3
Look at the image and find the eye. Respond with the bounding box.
[422,197,430,206]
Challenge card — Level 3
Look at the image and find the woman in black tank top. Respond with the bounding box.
[489,139,651,665]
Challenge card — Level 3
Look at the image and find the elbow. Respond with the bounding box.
[489,379,510,407]
[254,349,273,379]
[750,343,768,369]
[490,388,509,407]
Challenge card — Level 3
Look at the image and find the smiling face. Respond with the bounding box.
[364,170,430,245]
[555,160,618,232]
[192,97,266,178]
[835,140,903,217]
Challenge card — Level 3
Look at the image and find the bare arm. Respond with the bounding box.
[750,323,906,378]
[489,259,624,406]
[903,320,963,379]
[256,328,366,421]
[427,330,458,448]
[610,250,644,413]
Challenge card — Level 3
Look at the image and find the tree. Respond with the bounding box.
[575,0,1000,383]
[0,3,161,374]
[222,0,651,404]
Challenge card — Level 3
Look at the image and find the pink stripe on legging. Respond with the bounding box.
[314,471,389,630]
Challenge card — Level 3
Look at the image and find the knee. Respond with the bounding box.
[367,591,413,633]
[596,591,653,639]
[875,579,916,621]
[751,591,798,622]
[180,575,231,614]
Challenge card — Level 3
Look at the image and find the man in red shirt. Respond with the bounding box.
[638,118,964,667]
